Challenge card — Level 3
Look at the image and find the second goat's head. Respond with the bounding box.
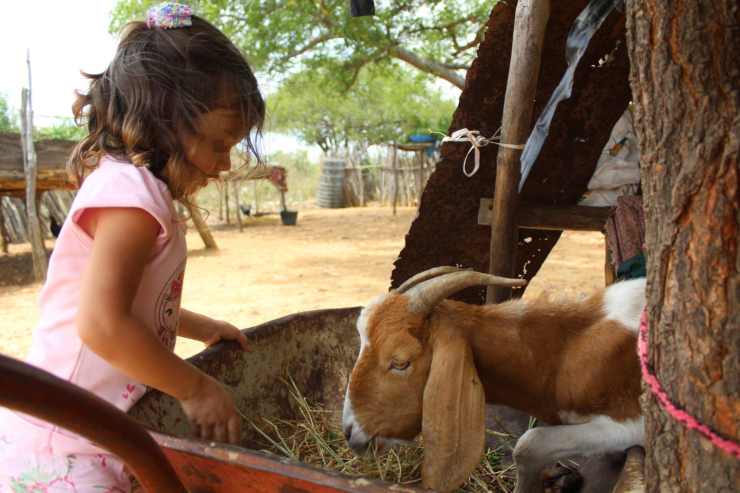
[342,266,525,491]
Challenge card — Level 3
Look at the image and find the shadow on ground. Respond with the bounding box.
[0,251,37,288]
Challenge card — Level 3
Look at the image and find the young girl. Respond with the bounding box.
[0,3,265,491]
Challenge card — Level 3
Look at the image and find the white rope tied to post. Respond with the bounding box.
[441,128,525,177]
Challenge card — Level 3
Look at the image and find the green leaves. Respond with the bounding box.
[108,1,474,150]
[0,94,17,132]
[111,0,497,89]
[34,119,86,141]
[267,64,455,151]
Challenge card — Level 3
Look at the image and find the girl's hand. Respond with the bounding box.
[202,319,250,350]
[180,373,242,444]
[179,309,250,351]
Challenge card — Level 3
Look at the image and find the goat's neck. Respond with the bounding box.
[430,298,572,424]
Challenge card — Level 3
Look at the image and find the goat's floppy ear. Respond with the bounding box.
[421,329,486,492]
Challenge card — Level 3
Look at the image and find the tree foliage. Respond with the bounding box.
[267,64,455,152]
[34,119,86,141]
[110,0,495,89]
[0,94,17,132]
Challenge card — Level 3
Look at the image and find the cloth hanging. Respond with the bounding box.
[605,194,645,279]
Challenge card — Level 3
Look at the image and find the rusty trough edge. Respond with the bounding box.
[150,431,425,493]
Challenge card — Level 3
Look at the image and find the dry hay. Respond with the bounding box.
[245,378,516,492]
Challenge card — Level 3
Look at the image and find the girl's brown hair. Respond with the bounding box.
[69,15,265,199]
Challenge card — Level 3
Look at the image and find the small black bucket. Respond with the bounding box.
[280,210,298,226]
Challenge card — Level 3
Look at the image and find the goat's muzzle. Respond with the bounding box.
[345,426,371,454]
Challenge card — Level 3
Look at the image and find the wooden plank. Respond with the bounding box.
[478,199,612,231]
[21,81,48,281]
[487,0,551,303]
[0,132,76,172]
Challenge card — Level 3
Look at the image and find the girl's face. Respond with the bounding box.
[181,108,247,177]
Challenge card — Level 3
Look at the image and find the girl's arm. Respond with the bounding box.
[179,308,249,350]
[76,207,240,443]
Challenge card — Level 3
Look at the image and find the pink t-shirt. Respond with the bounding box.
[1,155,186,457]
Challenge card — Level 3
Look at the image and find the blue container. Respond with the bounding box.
[408,134,436,143]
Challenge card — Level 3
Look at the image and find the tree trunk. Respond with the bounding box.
[626,1,739,491]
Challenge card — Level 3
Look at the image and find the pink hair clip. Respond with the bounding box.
[146,2,193,29]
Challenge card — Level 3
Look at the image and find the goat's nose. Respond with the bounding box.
[348,436,369,455]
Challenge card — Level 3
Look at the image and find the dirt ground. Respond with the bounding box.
[0,206,606,360]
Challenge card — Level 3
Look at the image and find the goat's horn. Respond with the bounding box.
[405,271,527,315]
[395,266,469,294]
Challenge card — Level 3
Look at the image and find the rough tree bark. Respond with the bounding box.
[626,1,739,491]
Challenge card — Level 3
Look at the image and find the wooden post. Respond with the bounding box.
[20,52,48,281]
[604,240,616,285]
[358,159,366,207]
[416,150,424,207]
[217,179,224,221]
[487,0,550,303]
[233,179,243,232]
[185,199,218,250]
[391,144,398,215]
[0,199,8,254]
[224,179,231,225]
[252,180,260,215]
[279,190,287,211]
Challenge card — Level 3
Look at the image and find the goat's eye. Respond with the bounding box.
[389,360,410,372]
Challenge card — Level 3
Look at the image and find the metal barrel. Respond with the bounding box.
[316,158,346,208]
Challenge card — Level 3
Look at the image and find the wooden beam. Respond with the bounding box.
[517,204,612,231]
[478,199,613,231]
[0,169,73,192]
[487,0,551,303]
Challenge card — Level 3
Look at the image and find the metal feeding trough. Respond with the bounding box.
[128,307,423,492]
[0,307,423,492]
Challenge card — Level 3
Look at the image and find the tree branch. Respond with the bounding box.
[403,14,481,38]
[441,62,471,70]
[388,46,466,89]
[282,32,338,62]
[451,25,486,56]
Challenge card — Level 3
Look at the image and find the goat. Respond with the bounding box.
[342,266,645,493]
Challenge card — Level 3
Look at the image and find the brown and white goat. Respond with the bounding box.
[342,267,645,493]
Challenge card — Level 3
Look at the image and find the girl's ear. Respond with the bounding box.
[421,329,486,492]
